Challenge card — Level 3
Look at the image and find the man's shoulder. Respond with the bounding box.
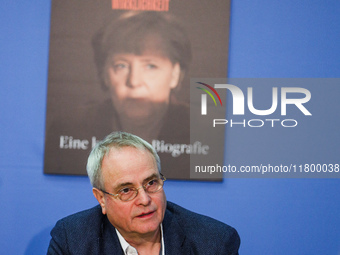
[48,205,107,254]
[165,201,240,253]
[51,205,104,237]
[166,201,236,233]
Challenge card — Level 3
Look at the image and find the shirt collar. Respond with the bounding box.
[115,225,165,255]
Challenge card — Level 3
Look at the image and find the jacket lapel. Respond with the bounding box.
[98,216,125,255]
[162,209,192,255]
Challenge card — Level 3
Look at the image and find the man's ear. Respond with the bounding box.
[169,63,181,89]
[93,188,107,215]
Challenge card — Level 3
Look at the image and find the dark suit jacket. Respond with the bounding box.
[47,201,240,255]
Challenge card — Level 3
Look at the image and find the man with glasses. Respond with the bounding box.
[47,131,240,254]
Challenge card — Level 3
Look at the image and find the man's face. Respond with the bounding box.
[104,52,180,120]
[93,147,166,239]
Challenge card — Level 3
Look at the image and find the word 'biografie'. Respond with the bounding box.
[152,140,209,157]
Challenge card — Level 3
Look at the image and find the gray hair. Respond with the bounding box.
[87,131,161,189]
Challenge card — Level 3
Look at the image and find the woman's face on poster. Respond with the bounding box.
[104,51,180,120]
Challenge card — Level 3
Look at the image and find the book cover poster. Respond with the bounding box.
[44,0,230,180]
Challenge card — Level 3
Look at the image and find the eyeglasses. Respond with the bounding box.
[100,174,166,202]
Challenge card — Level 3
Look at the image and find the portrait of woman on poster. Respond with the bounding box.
[44,10,194,179]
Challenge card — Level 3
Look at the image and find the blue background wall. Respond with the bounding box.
[1,1,339,254]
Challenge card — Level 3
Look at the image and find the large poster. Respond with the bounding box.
[44,0,230,179]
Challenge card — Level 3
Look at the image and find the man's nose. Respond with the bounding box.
[127,65,143,88]
[135,187,151,205]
